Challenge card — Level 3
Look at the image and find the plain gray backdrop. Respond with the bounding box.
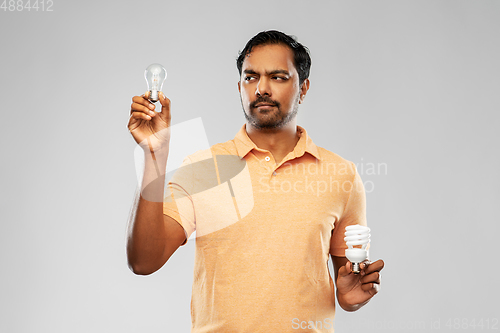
[1,0,499,332]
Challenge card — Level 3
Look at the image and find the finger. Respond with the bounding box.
[133,92,153,105]
[361,283,373,292]
[360,261,367,271]
[158,92,172,124]
[361,271,380,285]
[132,95,156,110]
[361,282,380,295]
[364,259,385,275]
[131,102,156,117]
[129,111,152,122]
[338,261,352,278]
[127,112,148,132]
[159,92,171,108]
[131,101,155,117]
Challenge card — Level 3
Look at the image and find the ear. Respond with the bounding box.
[299,78,310,104]
[238,80,241,93]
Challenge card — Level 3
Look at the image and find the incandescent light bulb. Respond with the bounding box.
[344,224,370,274]
[145,63,167,103]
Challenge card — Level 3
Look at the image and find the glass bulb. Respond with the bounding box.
[344,225,371,274]
[144,63,167,102]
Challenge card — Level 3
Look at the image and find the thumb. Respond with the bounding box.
[338,261,352,279]
[158,92,171,124]
[159,91,170,108]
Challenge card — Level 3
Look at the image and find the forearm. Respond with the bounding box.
[127,149,168,274]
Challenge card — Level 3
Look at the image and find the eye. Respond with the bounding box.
[245,76,256,82]
[273,76,288,81]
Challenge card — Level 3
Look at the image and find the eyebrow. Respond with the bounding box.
[243,69,290,76]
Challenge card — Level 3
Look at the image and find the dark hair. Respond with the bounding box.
[236,30,311,86]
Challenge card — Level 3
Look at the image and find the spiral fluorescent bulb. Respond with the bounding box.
[144,63,167,103]
[344,225,370,274]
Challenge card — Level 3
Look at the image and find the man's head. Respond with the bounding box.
[237,30,311,86]
[237,31,311,130]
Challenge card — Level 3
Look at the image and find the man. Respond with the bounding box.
[127,30,384,332]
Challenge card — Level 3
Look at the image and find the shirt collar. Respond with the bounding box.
[233,124,322,161]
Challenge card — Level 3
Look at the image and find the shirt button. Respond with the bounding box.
[265,156,270,161]
[272,171,277,176]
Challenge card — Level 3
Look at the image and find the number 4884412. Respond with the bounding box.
[1,0,54,11]
[445,318,499,330]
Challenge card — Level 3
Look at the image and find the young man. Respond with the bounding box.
[127,30,384,332]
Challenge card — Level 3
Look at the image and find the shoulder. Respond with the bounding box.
[316,146,351,164]
[300,126,357,177]
[211,139,239,156]
[315,146,357,178]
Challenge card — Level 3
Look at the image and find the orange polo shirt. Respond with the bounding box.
[163,124,367,333]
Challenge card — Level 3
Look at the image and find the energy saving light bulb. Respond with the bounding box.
[344,225,370,274]
[144,63,167,103]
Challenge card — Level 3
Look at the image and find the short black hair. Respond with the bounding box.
[236,30,311,86]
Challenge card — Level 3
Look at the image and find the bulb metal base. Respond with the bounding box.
[149,90,159,102]
[351,262,361,274]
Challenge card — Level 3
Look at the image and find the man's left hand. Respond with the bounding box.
[336,259,385,311]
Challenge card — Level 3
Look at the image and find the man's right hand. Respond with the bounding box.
[128,91,171,153]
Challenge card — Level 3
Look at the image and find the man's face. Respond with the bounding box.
[238,44,309,130]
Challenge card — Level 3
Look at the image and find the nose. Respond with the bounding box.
[255,78,271,97]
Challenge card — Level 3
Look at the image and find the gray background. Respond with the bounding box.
[1,0,499,332]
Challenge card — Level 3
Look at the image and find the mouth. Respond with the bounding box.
[255,103,276,108]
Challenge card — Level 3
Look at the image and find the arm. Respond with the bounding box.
[126,92,187,275]
[126,155,187,275]
[329,165,384,311]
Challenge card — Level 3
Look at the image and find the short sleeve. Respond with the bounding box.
[163,156,196,245]
[330,164,367,256]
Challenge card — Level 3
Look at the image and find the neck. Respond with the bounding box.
[246,121,299,164]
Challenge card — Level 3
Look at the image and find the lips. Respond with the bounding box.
[251,98,279,109]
